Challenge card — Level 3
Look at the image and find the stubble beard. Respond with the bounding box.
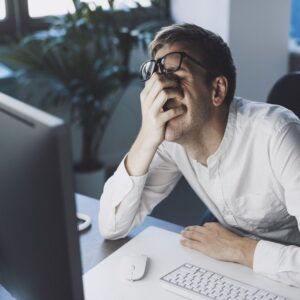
[164,102,212,146]
[164,108,197,144]
[164,118,185,142]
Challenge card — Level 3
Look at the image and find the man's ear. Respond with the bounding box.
[211,76,228,107]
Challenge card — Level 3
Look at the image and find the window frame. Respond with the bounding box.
[0,0,17,38]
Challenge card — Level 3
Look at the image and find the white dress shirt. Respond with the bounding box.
[99,97,300,287]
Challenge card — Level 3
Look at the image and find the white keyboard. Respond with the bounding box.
[160,263,288,300]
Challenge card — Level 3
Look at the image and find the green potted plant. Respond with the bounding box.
[0,0,142,173]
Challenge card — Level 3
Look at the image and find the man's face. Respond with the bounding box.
[154,43,214,143]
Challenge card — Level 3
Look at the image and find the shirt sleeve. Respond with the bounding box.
[253,240,300,287]
[98,142,182,240]
[253,122,300,287]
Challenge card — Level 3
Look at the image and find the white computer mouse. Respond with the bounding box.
[120,254,149,281]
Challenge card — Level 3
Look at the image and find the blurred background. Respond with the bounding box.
[0,0,299,226]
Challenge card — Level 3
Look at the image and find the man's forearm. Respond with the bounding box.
[125,131,160,176]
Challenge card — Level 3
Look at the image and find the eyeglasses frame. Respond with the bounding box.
[140,51,214,81]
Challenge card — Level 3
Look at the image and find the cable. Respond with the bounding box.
[76,213,92,232]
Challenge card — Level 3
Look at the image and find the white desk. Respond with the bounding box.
[83,226,300,300]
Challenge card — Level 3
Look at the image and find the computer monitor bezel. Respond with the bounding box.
[0,92,84,300]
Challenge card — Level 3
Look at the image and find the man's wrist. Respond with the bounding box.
[235,237,258,268]
[125,133,160,176]
[137,129,162,152]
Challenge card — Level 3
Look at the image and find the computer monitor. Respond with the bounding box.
[0,92,84,300]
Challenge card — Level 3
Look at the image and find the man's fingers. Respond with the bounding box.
[151,88,183,114]
[184,225,208,234]
[184,223,219,233]
[159,106,186,123]
[143,80,162,107]
[180,239,204,252]
[181,227,206,241]
[181,225,216,244]
[203,222,219,228]
[143,72,159,94]
[142,73,181,107]
[145,72,179,92]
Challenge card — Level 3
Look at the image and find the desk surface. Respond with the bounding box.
[83,226,300,300]
[76,194,183,273]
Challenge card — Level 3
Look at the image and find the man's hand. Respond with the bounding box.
[180,222,258,268]
[139,72,185,148]
[125,73,184,176]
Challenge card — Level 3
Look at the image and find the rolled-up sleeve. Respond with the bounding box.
[99,142,181,240]
[253,122,300,287]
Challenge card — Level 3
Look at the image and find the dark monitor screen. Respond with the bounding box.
[0,93,84,300]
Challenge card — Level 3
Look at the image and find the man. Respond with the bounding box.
[99,24,300,287]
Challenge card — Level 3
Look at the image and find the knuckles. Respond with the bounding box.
[204,222,219,228]
[151,72,160,81]
[184,230,198,239]
[165,108,177,117]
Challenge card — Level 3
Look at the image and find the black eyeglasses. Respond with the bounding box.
[140,51,211,81]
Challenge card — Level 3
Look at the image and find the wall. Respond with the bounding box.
[229,0,291,101]
[171,0,231,43]
[170,0,291,102]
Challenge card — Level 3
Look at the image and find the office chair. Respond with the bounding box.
[267,71,300,118]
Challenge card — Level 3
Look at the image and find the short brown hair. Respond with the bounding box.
[150,23,236,105]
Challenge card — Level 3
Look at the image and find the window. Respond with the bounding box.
[0,0,6,20]
[28,0,151,18]
[28,0,75,18]
[291,0,300,42]
[0,0,166,38]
